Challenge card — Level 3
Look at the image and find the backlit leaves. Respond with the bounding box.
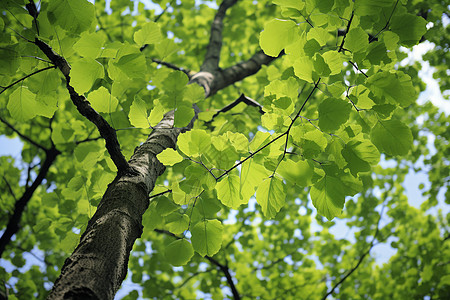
[256,176,286,218]
[371,119,413,156]
[47,0,94,34]
[260,19,297,57]
[165,239,194,266]
[191,219,223,257]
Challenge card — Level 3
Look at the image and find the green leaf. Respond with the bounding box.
[114,53,147,79]
[277,159,314,187]
[177,129,211,157]
[318,98,352,132]
[174,104,195,127]
[390,14,427,47]
[165,239,194,266]
[366,71,416,107]
[73,31,107,58]
[128,96,150,128]
[155,39,179,59]
[47,0,94,34]
[70,58,104,94]
[157,149,184,166]
[155,196,178,217]
[342,136,380,176]
[164,213,189,235]
[216,174,245,209]
[7,87,38,121]
[191,219,223,257]
[345,28,369,53]
[293,56,315,83]
[183,84,205,103]
[370,119,413,156]
[87,87,118,113]
[240,159,270,202]
[260,19,297,57]
[272,0,305,10]
[310,176,345,221]
[134,22,162,46]
[256,176,286,218]
[355,0,394,16]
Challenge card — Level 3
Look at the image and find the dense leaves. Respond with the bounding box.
[0,0,449,299]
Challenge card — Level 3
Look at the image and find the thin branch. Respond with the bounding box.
[151,58,191,78]
[74,136,103,145]
[0,146,60,258]
[149,189,172,199]
[348,61,368,78]
[209,93,264,121]
[321,205,386,300]
[0,116,48,151]
[2,176,17,202]
[204,256,241,300]
[0,65,57,95]
[201,0,238,71]
[33,38,130,174]
[338,11,354,53]
[369,0,400,43]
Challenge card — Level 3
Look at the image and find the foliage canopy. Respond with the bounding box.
[0,0,449,299]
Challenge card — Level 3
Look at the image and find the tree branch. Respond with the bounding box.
[321,205,386,300]
[33,38,130,174]
[0,146,60,258]
[0,65,56,95]
[0,116,48,151]
[209,93,264,121]
[151,58,191,78]
[204,256,241,300]
[201,0,238,71]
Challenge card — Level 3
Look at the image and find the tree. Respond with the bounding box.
[0,0,449,299]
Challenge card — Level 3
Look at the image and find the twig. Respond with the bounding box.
[149,189,172,199]
[0,116,48,151]
[209,94,264,121]
[0,65,57,95]
[151,58,191,78]
[205,256,241,300]
[321,204,386,299]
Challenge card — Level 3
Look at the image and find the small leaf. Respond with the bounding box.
[371,119,413,155]
[47,0,94,34]
[260,19,297,57]
[128,96,149,128]
[345,28,369,53]
[87,87,118,113]
[73,31,107,58]
[216,175,245,209]
[70,58,104,94]
[134,22,162,46]
[157,149,184,166]
[177,129,211,157]
[191,219,223,257]
[165,239,194,266]
[390,14,427,47]
[165,213,189,235]
[256,176,286,218]
[318,98,352,132]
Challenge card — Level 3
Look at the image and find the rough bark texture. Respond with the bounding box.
[47,109,198,300]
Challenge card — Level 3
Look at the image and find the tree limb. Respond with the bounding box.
[201,0,238,71]
[0,116,48,151]
[205,256,241,300]
[0,146,60,258]
[209,93,264,121]
[33,38,130,174]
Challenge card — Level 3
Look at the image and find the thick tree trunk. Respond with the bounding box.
[47,109,197,299]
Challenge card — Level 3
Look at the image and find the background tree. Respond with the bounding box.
[0,0,449,299]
